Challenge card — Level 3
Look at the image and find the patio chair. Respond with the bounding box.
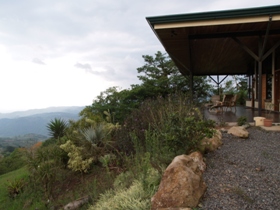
[209,94,236,113]
[205,95,221,108]
[225,94,238,112]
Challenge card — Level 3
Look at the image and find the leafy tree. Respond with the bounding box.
[84,51,212,123]
[89,87,123,122]
[46,118,68,139]
[137,51,212,101]
[137,51,187,96]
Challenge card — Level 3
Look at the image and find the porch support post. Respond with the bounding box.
[257,16,272,115]
[217,76,220,95]
[252,61,257,108]
[190,72,193,100]
[272,50,275,107]
[258,37,263,116]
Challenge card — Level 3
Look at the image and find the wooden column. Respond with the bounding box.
[258,38,263,116]
[262,75,267,109]
[190,72,193,100]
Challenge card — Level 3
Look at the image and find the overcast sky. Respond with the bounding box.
[0,0,279,113]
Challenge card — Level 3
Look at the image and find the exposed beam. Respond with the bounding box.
[260,16,272,58]
[219,75,229,84]
[232,37,259,61]
[209,75,228,95]
[209,75,229,84]
[261,40,280,61]
[168,52,192,74]
[209,76,218,85]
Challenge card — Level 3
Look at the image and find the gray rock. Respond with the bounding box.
[228,126,249,138]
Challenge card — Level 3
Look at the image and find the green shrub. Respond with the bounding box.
[25,144,67,197]
[41,138,57,147]
[115,93,215,157]
[113,170,135,190]
[237,116,247,126]
[99,154,116,174]
[6,178,26,198]
[64,119,119,161]
[0,149,26,175]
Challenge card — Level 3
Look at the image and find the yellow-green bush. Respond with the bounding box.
[60,140,94,173]
[89,167,160,210]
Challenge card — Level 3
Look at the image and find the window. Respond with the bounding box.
[266,74,272,100]
[247,75,252,99]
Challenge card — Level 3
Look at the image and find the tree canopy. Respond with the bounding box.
[83,51,213,123]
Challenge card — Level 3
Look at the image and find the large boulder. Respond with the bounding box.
[151,152,206,210]
[227,126,249,138]
[200,129,222,152]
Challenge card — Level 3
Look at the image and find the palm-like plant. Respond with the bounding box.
[81,123,109,146]
[47,118,68,139]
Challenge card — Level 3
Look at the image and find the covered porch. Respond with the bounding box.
[203,106,280,124]
[146,5,280,120]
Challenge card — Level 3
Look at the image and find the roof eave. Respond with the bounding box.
[146,5,280,27]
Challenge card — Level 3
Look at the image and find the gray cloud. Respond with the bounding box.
[75,62,118,80]
[32,58,45,65]
[74,62,93,73]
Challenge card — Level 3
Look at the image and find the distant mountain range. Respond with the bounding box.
[0,106,84,137]
[0,106,84,119]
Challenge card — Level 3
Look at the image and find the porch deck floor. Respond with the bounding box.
[203,106,280,124]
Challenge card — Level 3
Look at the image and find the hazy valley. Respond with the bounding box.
[0,106,84,138]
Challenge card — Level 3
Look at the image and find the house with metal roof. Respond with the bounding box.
[146,5,280,116]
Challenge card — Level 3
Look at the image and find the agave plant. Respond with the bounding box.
[47,118,68,139]
[81,123,109,146]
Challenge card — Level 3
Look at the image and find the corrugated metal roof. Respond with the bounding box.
[146,5,280,26]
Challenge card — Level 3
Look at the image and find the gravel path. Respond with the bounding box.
[201,127,280,210]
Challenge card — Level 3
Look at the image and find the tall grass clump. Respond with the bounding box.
[115,92,215,161]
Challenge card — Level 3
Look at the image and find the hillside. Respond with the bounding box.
[0,107,84,137]
[0,106,83,119]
